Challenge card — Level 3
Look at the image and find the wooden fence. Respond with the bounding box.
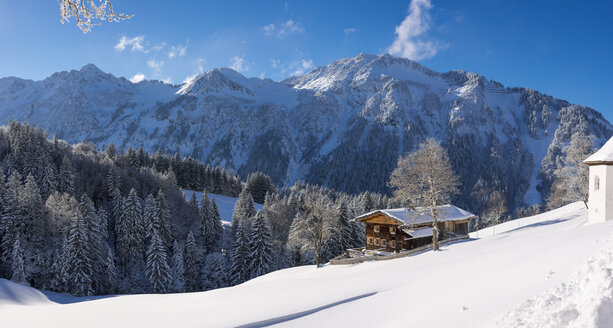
[329,235,469,265]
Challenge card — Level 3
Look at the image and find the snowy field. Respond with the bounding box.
[181,190,263,224]
[1,201,612,327]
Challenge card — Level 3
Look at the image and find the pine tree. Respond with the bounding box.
[200,191,223,253]
[248,211,274,278]
[143,194,158,243]
[21,174,46,250]
[0,171,23,271]
[170,240,185,293]
[230,223,249,285]
[58,155,74,195]
[64,212,94,296]
[105,143,117,160]
[231,189,256,234]
[79,195,107,292]
[115,188,145,282]
[183,230,201,292]
[11,235,28,285]
[103,248,117,294]
[155,190,172,248]
[146,228,172,294]
[202,253,228,290]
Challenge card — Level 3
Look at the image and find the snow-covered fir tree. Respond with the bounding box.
[202,252,228,290]
[183,230,201,292]
[11,235,28,285]
[200,191,223,253]
[115,188,145,285]
[145,228,172,294]
[64,212,94,296]
[58,155,74,195]
[230,188,256,234]
[248,211,274,278]
[230,223,249,285]
[171,240,185,293]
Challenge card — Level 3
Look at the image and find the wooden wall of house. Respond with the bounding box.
[363,215,407,252]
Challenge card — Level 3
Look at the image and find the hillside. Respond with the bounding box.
[1,202,611,327]
[1,54,610,213]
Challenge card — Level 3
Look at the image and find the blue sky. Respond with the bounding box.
[0,0,611,120]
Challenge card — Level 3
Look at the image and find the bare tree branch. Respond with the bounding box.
[58,0,133,34]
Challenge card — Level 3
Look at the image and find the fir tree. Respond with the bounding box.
[248,211,274,278]
[183,230,201,292]
[230,189,256,234]
[155,190,172,248]
[64,212,94,296]
[145,228,172,294]
[11,235,28,285]
[202,252,228,290]
[171,240,185,293]
[200,191,223,253]
[115,188,145,282]
[58,155,74,195]
[230,223,249,285]
[103,248,117,294]
[0,171,24,270]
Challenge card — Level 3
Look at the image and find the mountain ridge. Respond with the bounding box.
[0,53,610,213]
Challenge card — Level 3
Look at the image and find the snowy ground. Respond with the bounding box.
[1,201,612,327]
[181,190,263,224]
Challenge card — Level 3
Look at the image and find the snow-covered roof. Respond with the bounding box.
[353,204,476,226]
[584,137,613,165]
[402,227,434,239]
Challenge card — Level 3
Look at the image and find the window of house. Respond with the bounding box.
[375,238,380,246]
[595,176,600,191]
[368,237,373,245]
[382,239,387,247]
[390,226,396,235]
[391,240,396,248]
[374,225,380,233]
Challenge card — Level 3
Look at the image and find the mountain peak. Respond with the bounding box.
[79,63,104,75]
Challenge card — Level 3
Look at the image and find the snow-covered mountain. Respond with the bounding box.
[2,202,612,327]
[0,54,610,212]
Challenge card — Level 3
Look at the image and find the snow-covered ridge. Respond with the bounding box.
[0,54,610,213]
[1,202,610,327]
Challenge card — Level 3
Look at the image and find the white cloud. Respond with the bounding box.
[168,41,189,59]
[263,20,304,39]
[129,73,146,83]
[151,42,166,52]
[387,0,442,61]
[344,28,356,35]
[147,59,165,76]
[290,59,313,76]
[115,36,147,52]
[270,59,280,68]
[229,56,248,72]
[263,24,276,35]
[182,58,207,85]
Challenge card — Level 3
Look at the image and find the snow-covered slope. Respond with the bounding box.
[181,190,263,223]
[1,202,611,327]
[0,54,611,212]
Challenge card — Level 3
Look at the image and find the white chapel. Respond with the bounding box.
[584,137,613,223]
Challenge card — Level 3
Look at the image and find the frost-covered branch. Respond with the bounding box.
[58,0,133,34]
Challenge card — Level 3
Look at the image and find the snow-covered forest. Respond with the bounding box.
[0,121,394,296]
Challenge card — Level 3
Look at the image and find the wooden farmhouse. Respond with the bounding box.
[353,205,477,253]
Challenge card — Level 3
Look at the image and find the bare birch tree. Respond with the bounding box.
[287,197,331,268]
[547,132,594,209]
[389,138,460,251]
[58,0,133,33]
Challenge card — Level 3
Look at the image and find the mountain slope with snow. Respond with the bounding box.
[1,202,611,327]
[0,54,610,212]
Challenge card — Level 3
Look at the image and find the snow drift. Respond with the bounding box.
[0,202,611,327]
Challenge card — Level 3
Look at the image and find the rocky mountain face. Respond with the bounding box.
[0,54,610,213]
